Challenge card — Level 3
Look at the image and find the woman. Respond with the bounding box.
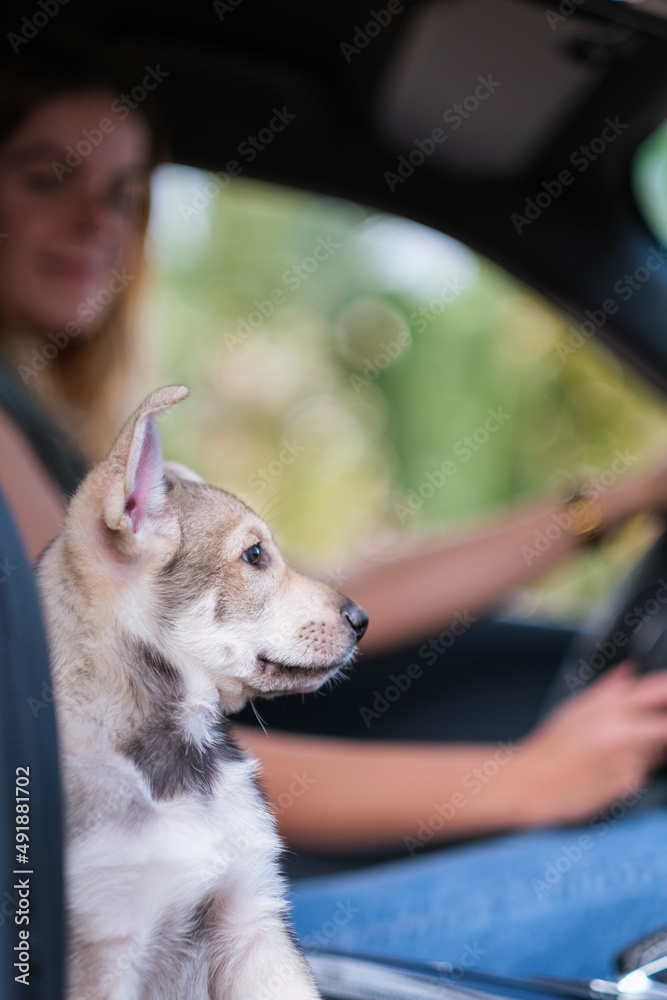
[2,45,667,981]
[0,45,160,558]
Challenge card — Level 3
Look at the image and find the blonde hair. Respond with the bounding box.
[31,264,150,462]
[0,45,167,462]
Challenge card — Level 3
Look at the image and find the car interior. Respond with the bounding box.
[4,0,667,997]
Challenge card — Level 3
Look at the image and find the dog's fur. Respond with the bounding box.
[37,385,368,1000]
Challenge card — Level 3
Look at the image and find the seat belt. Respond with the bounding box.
[0,358,87,499]
[0,488,64,1000]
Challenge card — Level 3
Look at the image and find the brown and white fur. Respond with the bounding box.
[36,385,368,1000]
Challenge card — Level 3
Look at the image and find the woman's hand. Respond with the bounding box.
[515,663,667,826]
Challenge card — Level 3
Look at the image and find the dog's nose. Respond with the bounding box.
[341,600,369,640]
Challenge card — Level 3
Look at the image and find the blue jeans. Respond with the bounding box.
[289,808,667,980]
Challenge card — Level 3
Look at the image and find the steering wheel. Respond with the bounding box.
[543,524,667,801]
[546,526,667,703]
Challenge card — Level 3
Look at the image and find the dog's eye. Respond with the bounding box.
[242,543,263,566]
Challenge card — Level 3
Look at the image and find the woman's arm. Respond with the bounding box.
[0,407,65,561]
[234,664,667,850]
[345,473,663,655]
[236,725,528,851]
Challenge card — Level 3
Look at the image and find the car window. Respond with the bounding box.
[144,164,667,625]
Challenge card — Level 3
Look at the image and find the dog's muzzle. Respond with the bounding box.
[250,598,368,698]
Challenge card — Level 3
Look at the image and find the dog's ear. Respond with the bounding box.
[163,460,206,484]
[102,385,189,537]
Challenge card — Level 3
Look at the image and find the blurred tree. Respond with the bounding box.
[142,169,667,624]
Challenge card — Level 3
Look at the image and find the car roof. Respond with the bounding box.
[4,0,667,388]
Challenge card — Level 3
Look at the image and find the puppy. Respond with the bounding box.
[37,385,368,1000]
